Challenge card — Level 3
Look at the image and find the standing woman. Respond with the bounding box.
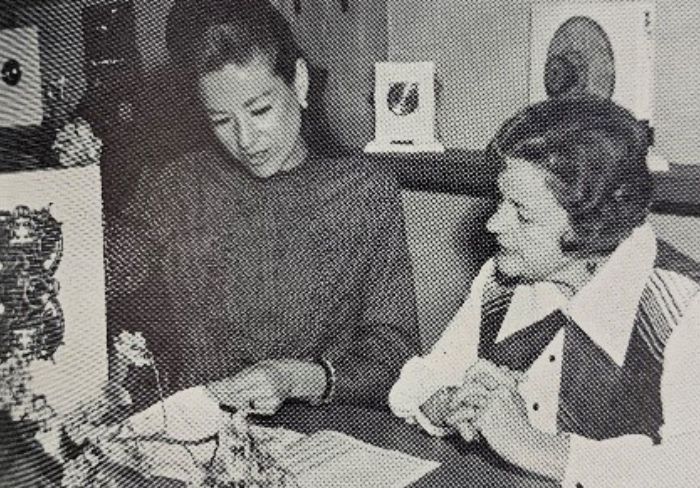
[110,0,419,412]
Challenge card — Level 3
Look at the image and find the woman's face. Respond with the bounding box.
[198,54,309,178]
[486,158,576,282]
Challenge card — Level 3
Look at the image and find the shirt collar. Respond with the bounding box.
[565,223,657,366]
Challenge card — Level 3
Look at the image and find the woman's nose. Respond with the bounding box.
[486,204,508,235]
[238,120,257,151]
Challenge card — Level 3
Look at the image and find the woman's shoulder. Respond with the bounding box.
[309,154,399,199]
[140,149,235,193]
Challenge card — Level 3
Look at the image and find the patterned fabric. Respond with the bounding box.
[478,240,700,442]
[478,277,565,372]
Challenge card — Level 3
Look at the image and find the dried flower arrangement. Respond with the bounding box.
[2,322,298,486]
[51,117,103,168]
[196,408,298,488]
[1,204,298,486]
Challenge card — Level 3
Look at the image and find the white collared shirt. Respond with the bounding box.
[389,224,700,487]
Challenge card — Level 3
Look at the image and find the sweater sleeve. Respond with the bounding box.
[322,169,420,407]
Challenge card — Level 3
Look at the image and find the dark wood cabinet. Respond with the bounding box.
[80,1,140,135]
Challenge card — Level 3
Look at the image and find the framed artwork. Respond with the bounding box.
[0,165,108,416]
[530,1,655,122]
[365,62,444,154]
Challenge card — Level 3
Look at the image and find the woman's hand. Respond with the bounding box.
[462,359,523,391]
[206,359,326,416]
[443,380,492,442]
[471,383,569,481]
[471,383,532,458]
[442,359,525,443]
[447,359,568,481]
[419,386,459,427]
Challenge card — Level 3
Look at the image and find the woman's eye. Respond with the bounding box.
[212,117,232,127]
[251,106,272,117]
[517,212,533,224]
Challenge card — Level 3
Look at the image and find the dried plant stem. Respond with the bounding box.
[151,363,168,434]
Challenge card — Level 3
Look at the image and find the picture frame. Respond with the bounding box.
[365,61,444,154]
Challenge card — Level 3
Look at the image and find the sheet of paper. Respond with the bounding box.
[279,430,440,488]
[125,386,223,441]
[104,386,439,486]
[103,385,307,481]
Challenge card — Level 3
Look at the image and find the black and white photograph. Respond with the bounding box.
[1,0,700,486]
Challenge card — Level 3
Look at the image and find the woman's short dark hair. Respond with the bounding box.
[489,96,654,257]
[166,0,302,85]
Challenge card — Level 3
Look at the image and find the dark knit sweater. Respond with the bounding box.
[107,148,419,407]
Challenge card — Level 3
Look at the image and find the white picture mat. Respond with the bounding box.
[0,165,108,416]
[367,61,444,152]
[374,62,438,140]
[530,1,656,122]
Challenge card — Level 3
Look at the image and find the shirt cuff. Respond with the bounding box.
[562,433,654,488]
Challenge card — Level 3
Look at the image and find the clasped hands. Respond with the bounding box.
[420,359,531,453]
[419,359,569,480]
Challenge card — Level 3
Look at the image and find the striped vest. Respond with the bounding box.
[478,241,700,442]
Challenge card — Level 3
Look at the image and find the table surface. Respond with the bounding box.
[251,402,559,488]
[1,401,559,488]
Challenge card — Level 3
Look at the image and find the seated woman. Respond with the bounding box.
[108,0,418,412]
[390,97,700,487]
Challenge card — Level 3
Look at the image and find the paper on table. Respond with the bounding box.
[102,386,306,481]
[278,430,441,488]
[125,385,222,440]
[104,386,439,486]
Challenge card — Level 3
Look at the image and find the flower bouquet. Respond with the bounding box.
[1,227,299,487]
[51,117,103,168]
[194,409,298,488]
[63,332,300,487]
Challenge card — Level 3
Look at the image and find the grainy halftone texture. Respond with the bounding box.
[3,0,700,487]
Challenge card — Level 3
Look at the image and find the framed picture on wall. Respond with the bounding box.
[0,164,108,417]
[365,61,444,154]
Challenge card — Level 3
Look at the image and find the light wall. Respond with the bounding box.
[388,0,700,168]
[648,213,700,262]
[18,0,700,162]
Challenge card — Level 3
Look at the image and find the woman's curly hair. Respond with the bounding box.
[488,96,654,257]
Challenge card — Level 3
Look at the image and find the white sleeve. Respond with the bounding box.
[562,293,700,488]
[388,260,494,432]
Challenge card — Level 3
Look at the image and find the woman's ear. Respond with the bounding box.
[293,58,310,109]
